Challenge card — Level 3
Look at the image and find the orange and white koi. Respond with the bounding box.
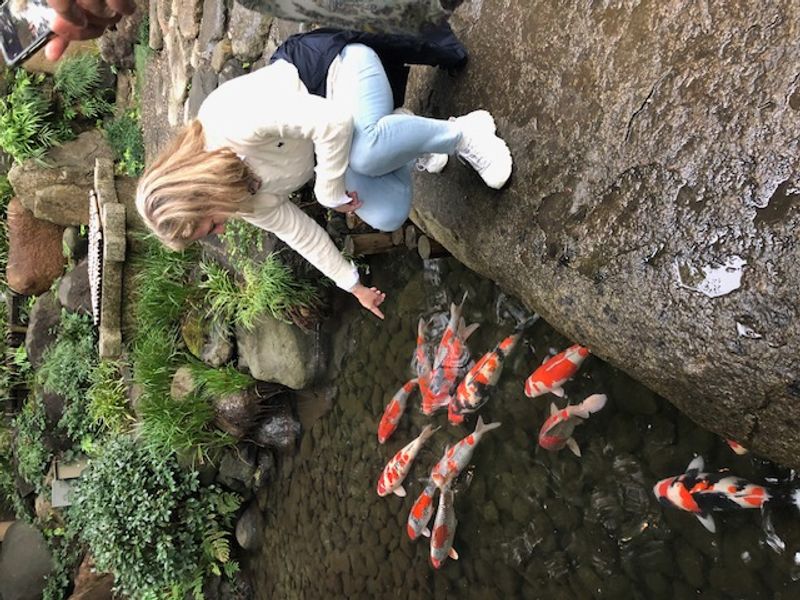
[431,416,501,489]
[377,424,439,497]
[538,394,607,456]
[414,317,432,379]
[524,344,590,398]
[448,318,537,424]
[377,378,419,444]
[653,456,800,533]
[726,439,749,455]
[430,482,459,569]
[421,296,478,416]
[407,480,438,540]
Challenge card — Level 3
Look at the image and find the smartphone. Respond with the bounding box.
[0,0,55,67]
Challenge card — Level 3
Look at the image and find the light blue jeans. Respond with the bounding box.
[338,44,462,231]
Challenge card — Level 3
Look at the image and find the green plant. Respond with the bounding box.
[219,219,264,270]
[104,108,145,176]
[14,397,51,492]
[87,360,135,433]
[199,254,320,330]
[53,53,112,122]
[42,523,84,600]
[70,435,241,599]
[0,69,64,162]
[37,310,97,443]
[188,362,254,397]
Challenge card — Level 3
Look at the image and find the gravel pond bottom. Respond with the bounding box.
[246,253,800,599]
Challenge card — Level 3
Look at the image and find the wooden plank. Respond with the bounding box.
[344,233,396,256]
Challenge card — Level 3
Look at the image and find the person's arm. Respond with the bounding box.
[45,0,136,61]
[242,197,386,318]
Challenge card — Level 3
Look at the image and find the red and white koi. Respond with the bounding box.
[524,344,590,398]
[726,439,749,455]
[377,378,419,444]
[431,416,501,489]
[538,394,607,457]
[377,424,439,497]
[430,482,459,569]
[653,456,800,533]
[407,480,438,540]
[449,323,531,425]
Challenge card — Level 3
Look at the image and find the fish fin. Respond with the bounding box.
[394,485,407,498]
[422,527,431,538]
[686,456,705,475]
[566,437,581,457]
[515,314,540,332]
[551,387,565,398]
[475,415,502,434]
[696,511,716,533]
[461,322,480,341]
[581,393,607,414]
[449,547,459,560]
[549,403,558,416]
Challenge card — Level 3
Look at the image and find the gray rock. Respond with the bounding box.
[57,259,92,316]
[250,404,300,453]
[170,366,197,400]
[7,131,113,226]
[164,20,193,126]
[216,444,257,495]
[24,292,62,369]
[211,38,233,73]
[253,449,274,490]
[228,2,272,62]
[237,314,324,389]
[0,521,53,600]
[201,319,234,367]
[218,58,246,86]
[198,0,226,49]
[148,0,163,50]
[62,227,87,262]
[186,64,219,120]
[97,7,145,68]
[406,2,800,468]
[176,0,201,40]
[235,501,264,550]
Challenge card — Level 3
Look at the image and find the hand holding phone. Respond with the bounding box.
[0,0,56,67]
[45,0,135,61]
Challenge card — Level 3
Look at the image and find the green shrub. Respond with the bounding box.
[70,435,240,599]
[87,360,134,433]
[53,53,112,122]
[14,397,51,492]
[104,108,145,176]
[37,311,97,443]
[188,362,254,397]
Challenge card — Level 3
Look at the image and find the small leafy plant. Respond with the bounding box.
[13,396,52,493]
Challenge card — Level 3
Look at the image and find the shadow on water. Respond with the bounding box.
[248,252,800,599]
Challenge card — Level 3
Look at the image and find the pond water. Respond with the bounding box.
[247,252,800,599]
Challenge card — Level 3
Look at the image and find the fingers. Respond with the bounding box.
[44,35,69,61]
[107,0,136,15]
[47,0,87,26]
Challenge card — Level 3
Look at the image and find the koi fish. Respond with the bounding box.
[726,439,749,455]
[377,378,419,444]
[377,425,439,497]
[524,344,590,398]
[538,394,607,456]
[407,480,438,540]
[421,295,478,416]
[449,317,538,425]
[414,317,432,379]
[431,416,501,489]
[653,456,800,533]
[430,482,459,569]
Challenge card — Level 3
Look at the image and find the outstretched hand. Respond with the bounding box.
[332,190,363,214]
[45,0,136,61]
[351,282,386,320]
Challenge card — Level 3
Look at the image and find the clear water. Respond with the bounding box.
[247,254,800,599]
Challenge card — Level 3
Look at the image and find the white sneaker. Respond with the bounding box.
[392,107,449,174]
[453,110,512,189]
[415,153,448,173]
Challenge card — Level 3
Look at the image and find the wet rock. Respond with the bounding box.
[237,315,323,389]
[0,521,53,600]
[213,388,261,438]
[676,542,705,589]
[235,501,264,550]
[62,227,88,262]
[216,444,257,495]
[24,292,62,369]
[251,405,301,453]
[407,2,800,469]
[57,259,92,316]
[606,414,641,454]
[6,199,65,295]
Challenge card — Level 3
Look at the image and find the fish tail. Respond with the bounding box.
[515,313,540,332]
[475,415,501,435]
[419,424,441,442]
[579,393,607,416]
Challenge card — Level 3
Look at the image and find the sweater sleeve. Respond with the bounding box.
[242,196,360,291]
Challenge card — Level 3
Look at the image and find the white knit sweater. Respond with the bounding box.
[197,59,359,291]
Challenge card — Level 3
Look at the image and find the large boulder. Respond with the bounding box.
[6,198,65,295]
[406,2,800,467]
[237,316,324,389]
[0,521,53,600]
[7,130,113,226]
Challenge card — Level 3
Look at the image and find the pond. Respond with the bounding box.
[246,251,800,599]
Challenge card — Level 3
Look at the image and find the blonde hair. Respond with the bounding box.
[136,120,254,250]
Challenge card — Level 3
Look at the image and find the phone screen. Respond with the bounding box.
[0,0,55,66]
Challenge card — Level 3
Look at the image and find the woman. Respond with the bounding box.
[136,33,512,320]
